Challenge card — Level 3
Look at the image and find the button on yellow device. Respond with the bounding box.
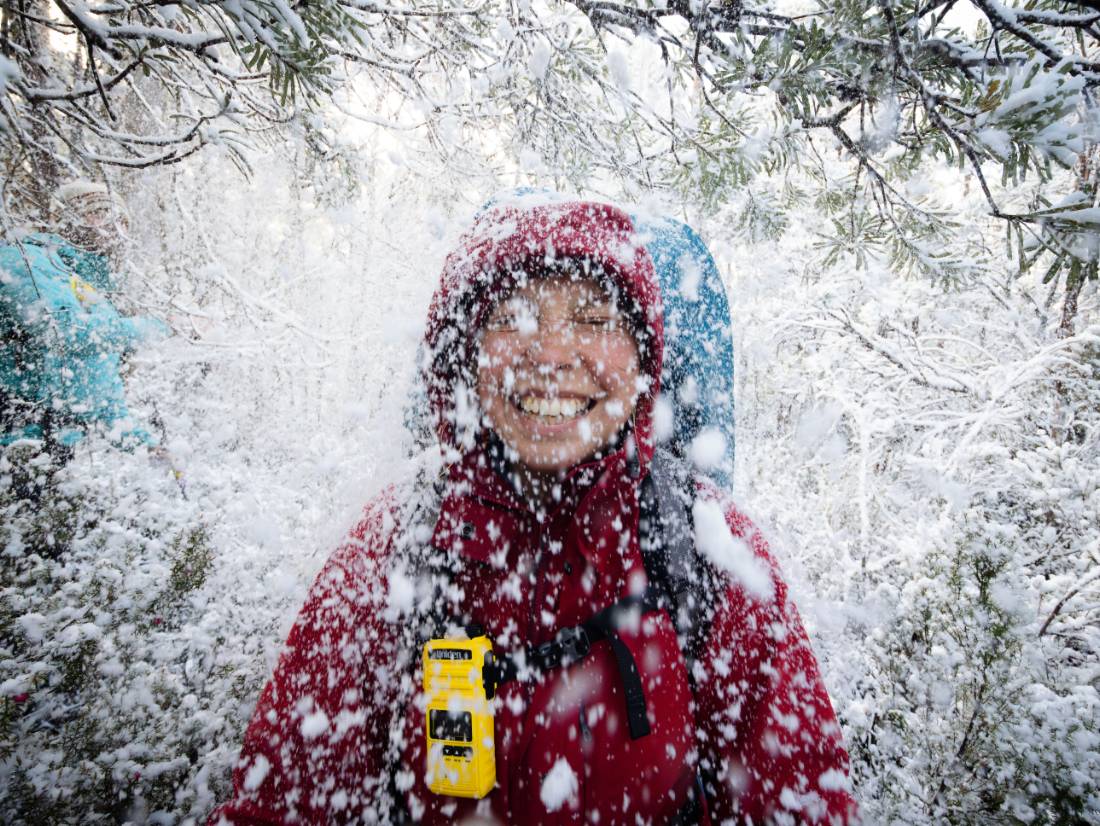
[423,635,496,799]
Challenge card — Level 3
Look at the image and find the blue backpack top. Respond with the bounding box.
[406,192,736,490]
[633,213,735,490]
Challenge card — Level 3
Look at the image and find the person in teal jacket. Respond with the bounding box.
[0,182,169,452]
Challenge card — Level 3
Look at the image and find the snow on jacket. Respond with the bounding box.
[0,233,168,447]
[211,201,858,825]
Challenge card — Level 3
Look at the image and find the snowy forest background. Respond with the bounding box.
[1,0,1098,823]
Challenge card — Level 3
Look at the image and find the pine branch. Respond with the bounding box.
[829,123,938,221]
[19,55,146,103]
[881,3,1002,216]
[971,0,1100,79]
[84,35,117,121]
[53,0,123,59]
[1013,10,1100,28]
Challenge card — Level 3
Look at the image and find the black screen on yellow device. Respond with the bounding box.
[429,710,473,742]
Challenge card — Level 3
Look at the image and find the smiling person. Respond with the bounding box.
[211,200,858,825]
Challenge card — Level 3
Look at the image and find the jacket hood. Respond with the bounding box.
[422,199,664,470]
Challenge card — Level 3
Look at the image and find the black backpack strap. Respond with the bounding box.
[640,448,724,824]
[639,448,695,602]
[640,448,719,669]
[579,594,656,739]
[483,591,662,740]
[665,774,708,825]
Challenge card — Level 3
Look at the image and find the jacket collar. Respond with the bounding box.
[430,441,640,568]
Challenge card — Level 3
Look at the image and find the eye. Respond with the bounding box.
[485,300,536,333]
[484,313,518,332]
[575,310,620,332]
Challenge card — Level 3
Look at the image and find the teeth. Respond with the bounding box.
[517,395,588,420]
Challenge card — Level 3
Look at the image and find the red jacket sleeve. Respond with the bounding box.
[209,497,403,825]
[694,504,860,825]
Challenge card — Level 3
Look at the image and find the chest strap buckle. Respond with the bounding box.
[557,626,591,663]
[534,625,592,670]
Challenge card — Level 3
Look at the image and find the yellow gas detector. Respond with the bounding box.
[422,635,497,798]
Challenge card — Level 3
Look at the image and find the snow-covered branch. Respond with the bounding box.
[559,0,1097,298]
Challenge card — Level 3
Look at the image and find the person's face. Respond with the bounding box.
[69,200,125,256]
[476,273,642,474]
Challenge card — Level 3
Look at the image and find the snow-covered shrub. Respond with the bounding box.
[0,442,266,823]
[729,213,1100,824]
[851,498,1099,824]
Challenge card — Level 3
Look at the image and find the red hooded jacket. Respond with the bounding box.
[210,201,859,825]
